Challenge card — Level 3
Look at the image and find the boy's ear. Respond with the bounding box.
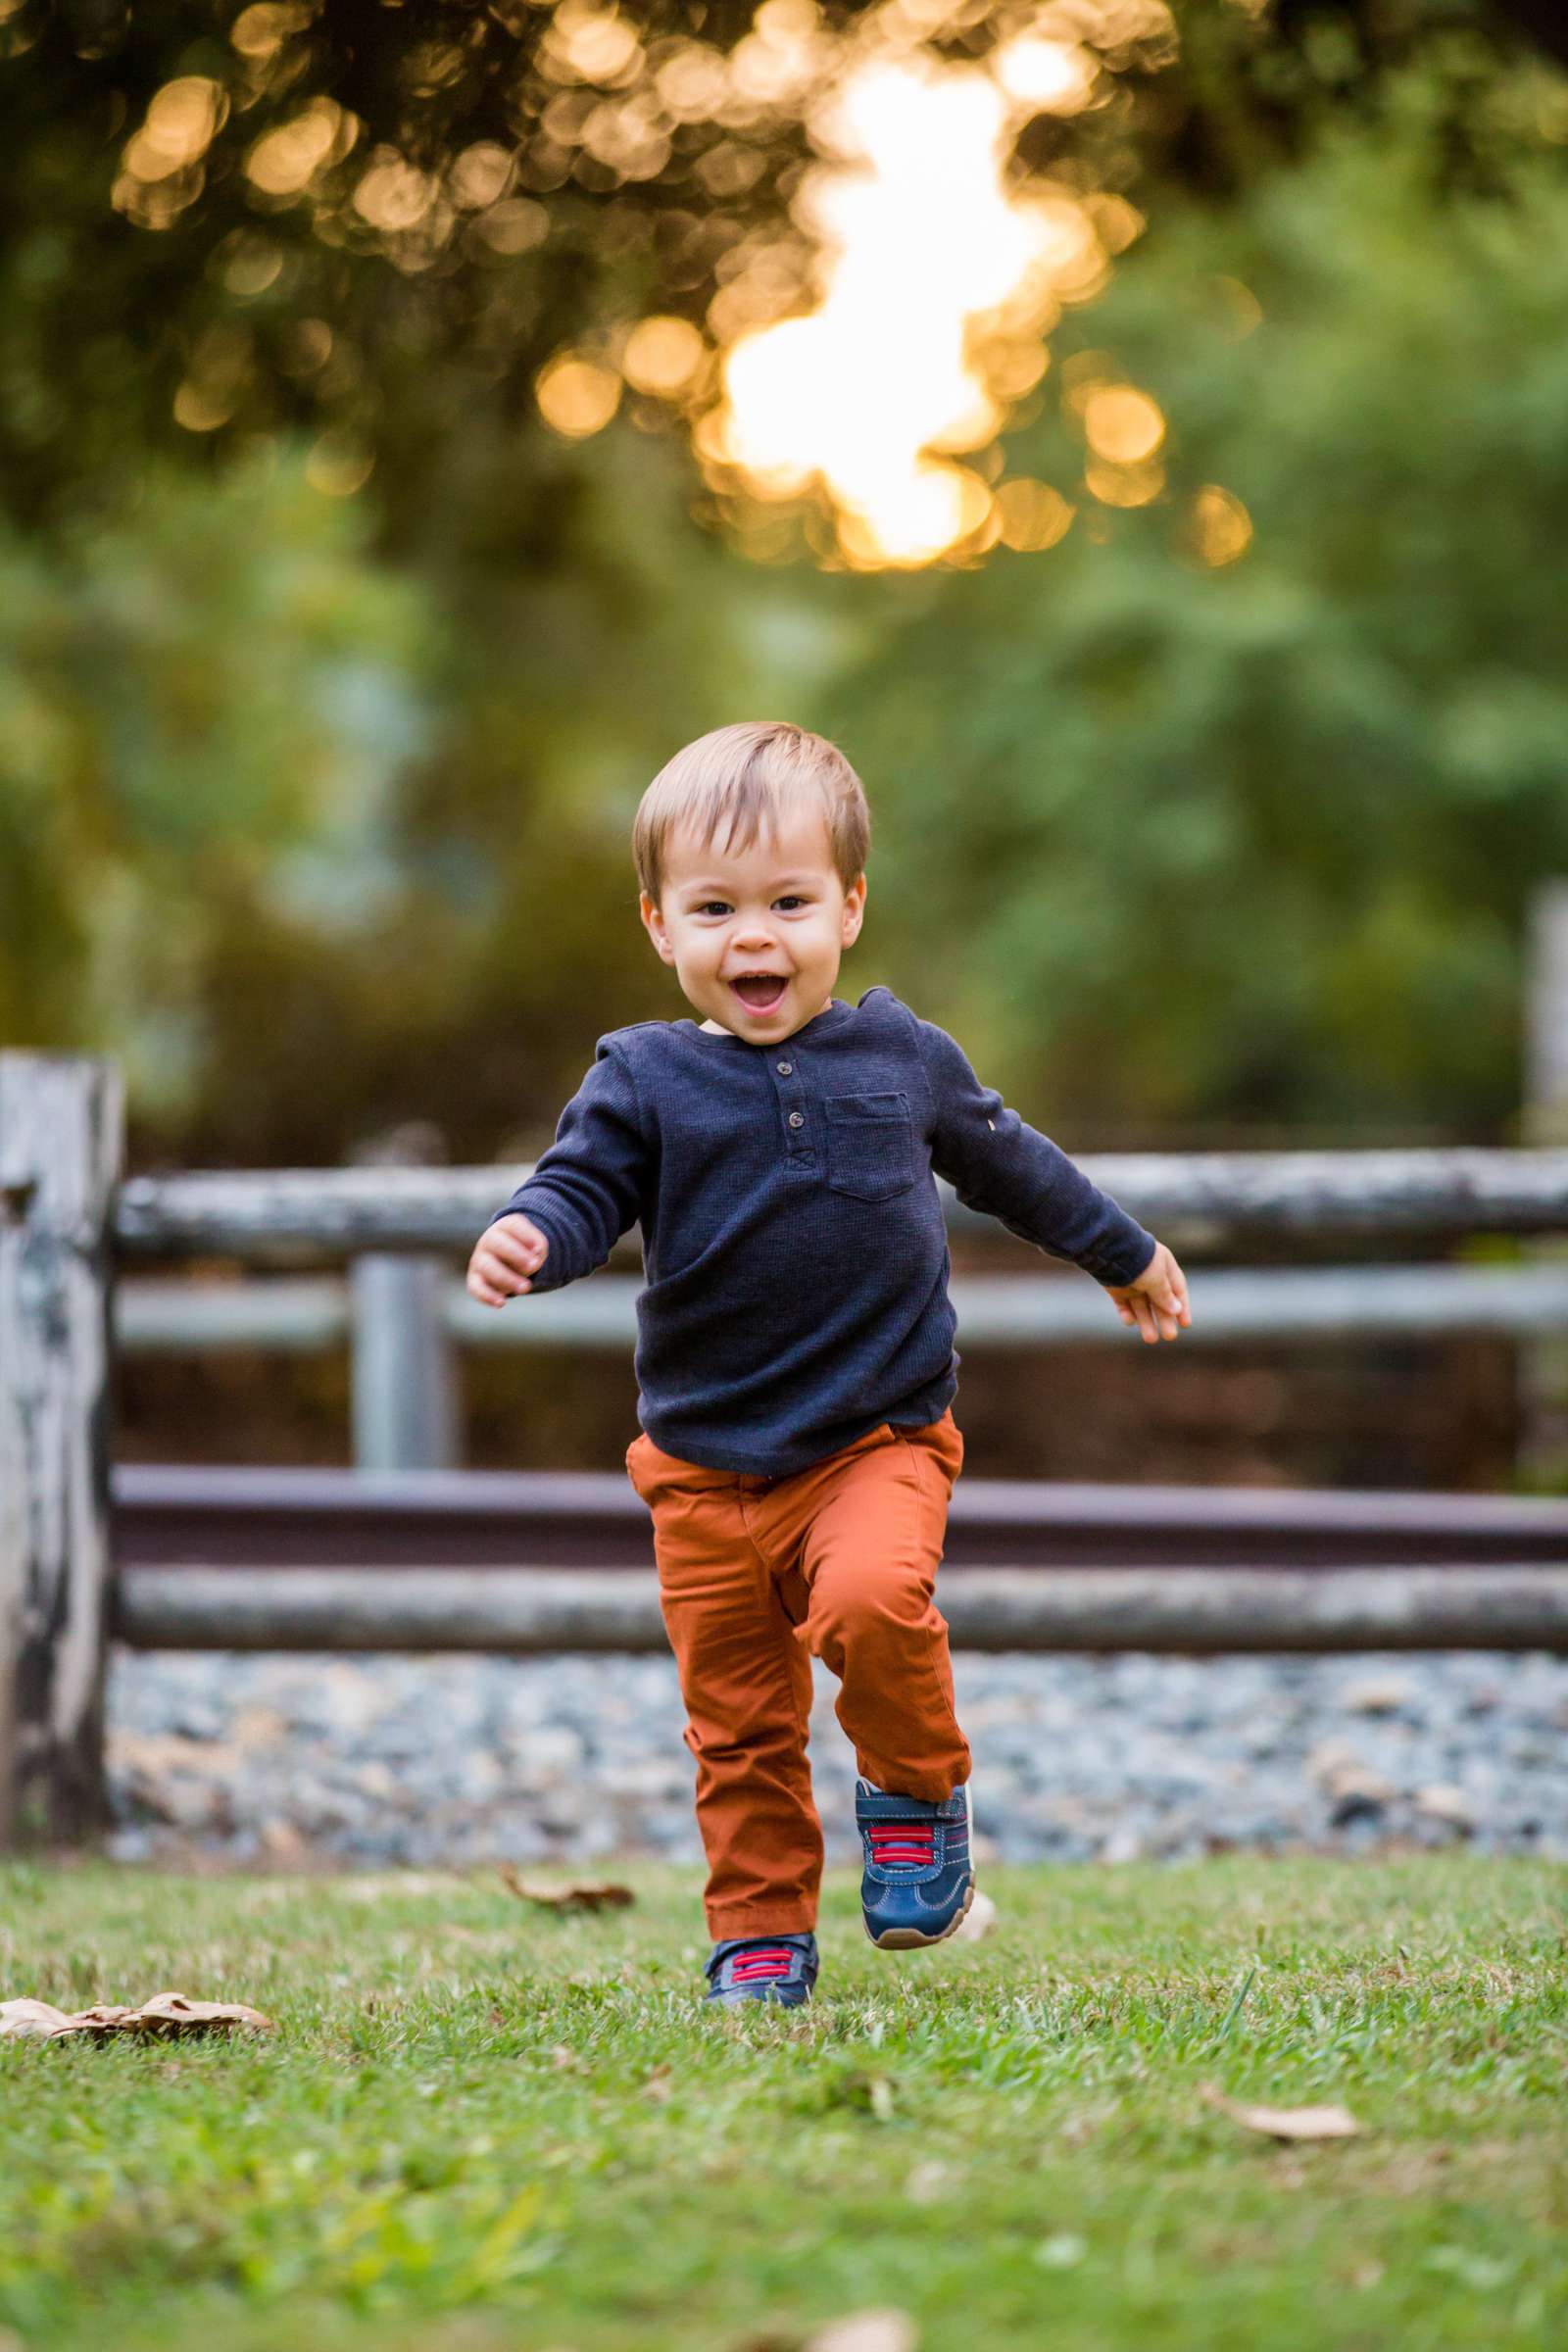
[639,889,675,964]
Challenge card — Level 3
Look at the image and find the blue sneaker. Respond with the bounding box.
[856,1778,974,1950]
[704,1931,818,2007]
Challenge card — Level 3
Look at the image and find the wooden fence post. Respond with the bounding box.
[0,1053,123,1848]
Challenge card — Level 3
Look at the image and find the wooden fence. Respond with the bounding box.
[4,1047,1568,1848]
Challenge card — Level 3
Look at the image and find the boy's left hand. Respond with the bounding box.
[1105,1240,1190,1344]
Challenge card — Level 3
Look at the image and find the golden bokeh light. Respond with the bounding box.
[536,352,622,438]
[1084,192,1146,255]
[112,172,200,232]
[995,476,1075,551]
[172,379,237,433]
[1085,454,1164,506]
[992,35,1096,114]
[1082,383,1165,464]
[621,316,708,398]
[473,199,550,256]
[220,234,284,297]
[543,1,644,87]
[448,142,516,211]
[112,72,231,225]
[229,3,312,62]
[655,43,730,122]
[1186,484,1252,565]
[730,1,826,108]
[278,318,333,376]
[125,75,227,179]
[577,93,671,181]
[245,99,357,198]
[353,152,439,233]
[305,432,375,497]
[984,342,1050,398]
[172,323,255,432]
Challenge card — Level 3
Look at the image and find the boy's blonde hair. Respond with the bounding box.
[633,721,870,908]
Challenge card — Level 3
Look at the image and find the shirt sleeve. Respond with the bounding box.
[912,1017,1157,1288]
[482,1039,648,1292]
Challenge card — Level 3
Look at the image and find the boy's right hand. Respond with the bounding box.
[466,1212,550,1306]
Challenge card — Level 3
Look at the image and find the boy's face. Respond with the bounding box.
[640,800,866,1043]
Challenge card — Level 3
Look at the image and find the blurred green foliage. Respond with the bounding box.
[0,418,812,1162]
[0,456,431,1112]
[827,55,1568,1141]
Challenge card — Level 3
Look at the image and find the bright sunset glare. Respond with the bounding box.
[528,1,1183,568]
[715,57,1033,564]
[706,6,1163,567]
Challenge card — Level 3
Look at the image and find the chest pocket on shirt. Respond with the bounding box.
[823,1092,918,1202]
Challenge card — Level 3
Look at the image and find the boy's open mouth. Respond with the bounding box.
[729,973,788,1013]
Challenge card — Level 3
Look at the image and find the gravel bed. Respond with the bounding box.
[103,1649,1568,1871]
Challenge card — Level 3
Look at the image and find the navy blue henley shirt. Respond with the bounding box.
[485,984,1157,1477]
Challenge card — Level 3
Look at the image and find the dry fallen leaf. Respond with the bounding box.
[499,1866,635,1912]
[1200,2082,1360,2141]
[133,1991,275,2036]
[0,2000,77,2041]
[1,1991,273,2041]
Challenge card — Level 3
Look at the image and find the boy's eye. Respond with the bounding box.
[694,896,809,915]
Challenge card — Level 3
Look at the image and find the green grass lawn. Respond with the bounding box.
[1,1856,1564,2351]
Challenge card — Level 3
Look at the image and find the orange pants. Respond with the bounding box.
[624,1407,971,1938]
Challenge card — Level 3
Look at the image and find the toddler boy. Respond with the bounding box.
[466,720,1189,2006]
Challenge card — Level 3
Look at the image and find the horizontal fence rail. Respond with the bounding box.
[113,1261,1568,1352]
[112,1149,1568,1257]
[113,1466,1568,1573]
[116,1566,1568,1656]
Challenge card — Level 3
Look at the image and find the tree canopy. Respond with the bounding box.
[3,2,1565,1161]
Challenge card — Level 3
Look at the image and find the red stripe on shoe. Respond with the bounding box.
[867,1825,936,1863]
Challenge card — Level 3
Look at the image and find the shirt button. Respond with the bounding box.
[776,1060,793,1075]
[787,1110,805,1128]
